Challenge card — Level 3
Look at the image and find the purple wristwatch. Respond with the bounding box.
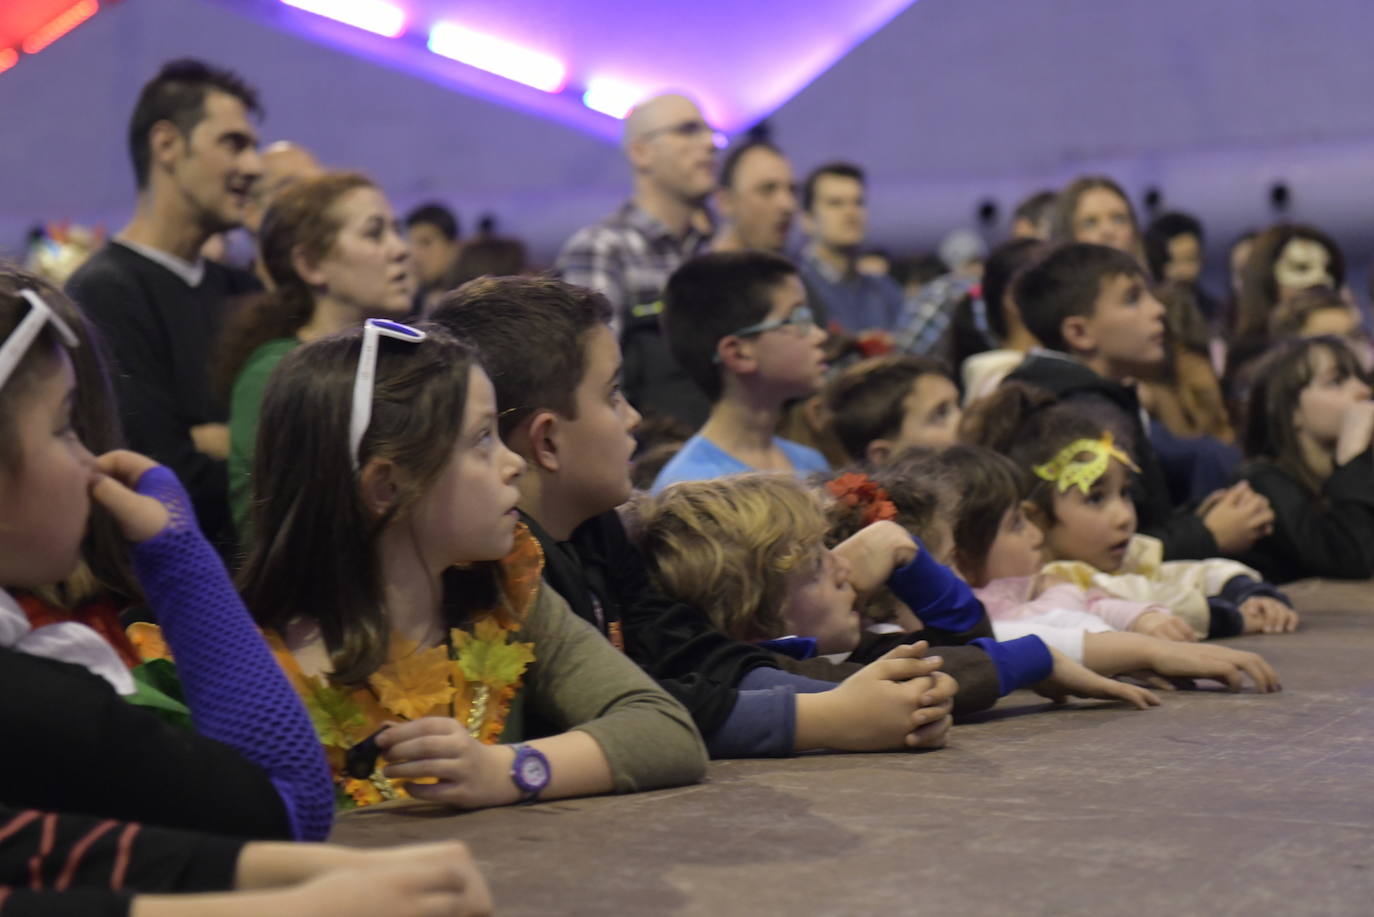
[510,743,551,802]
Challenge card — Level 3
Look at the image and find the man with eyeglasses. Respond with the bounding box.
[556,94,720,336]
[558,93,723,430]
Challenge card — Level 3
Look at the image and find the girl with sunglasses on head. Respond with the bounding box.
[0,270,332,836]
[212,320,706,811]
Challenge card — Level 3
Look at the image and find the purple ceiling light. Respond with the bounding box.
[235,0,917,140]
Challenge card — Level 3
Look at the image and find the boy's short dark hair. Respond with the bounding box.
[1013,243,1145,352]
[429,276,612,438]
[128,58,261,190]
[719,140,783,190]
[981,237,1045,340]
[801,161,864,212]
[662,251,798,404]
[1013,189,1057,228]
[824,355,951,462]
[405,202,460,241]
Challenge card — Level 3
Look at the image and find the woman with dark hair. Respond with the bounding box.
[217,171,415,535]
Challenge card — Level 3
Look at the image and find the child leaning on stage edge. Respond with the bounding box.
[1003,242,1272,561]
[928,445,1279,692]
[431,275,958,758]
[1239,335,1374,582]
[636,473,1162,711]
[962,383,1299,641]
[651,251,831,492]
[226,320,705,810]
[0,270,333,841]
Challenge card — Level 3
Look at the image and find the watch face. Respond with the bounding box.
[516,751,550,792]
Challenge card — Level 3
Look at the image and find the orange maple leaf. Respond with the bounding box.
[367,644,457,720]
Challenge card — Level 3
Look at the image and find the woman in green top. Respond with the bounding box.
[216,171,415,537]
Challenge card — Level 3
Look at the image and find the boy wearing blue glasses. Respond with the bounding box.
[651,252,830,492]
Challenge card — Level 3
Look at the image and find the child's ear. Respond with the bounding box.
[524,409,562,474]
[1060,314,1096,356]
[357,459,401,517]
[863,439,893,466]
[716,335,755,374]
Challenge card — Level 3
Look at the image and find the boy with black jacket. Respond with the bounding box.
[1004,243,1273,561]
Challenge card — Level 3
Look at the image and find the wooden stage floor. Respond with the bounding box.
[331,579,1374,916]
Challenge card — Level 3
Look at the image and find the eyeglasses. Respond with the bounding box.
[0,289,80,393]
[349,318,427,471]
[641,119,728,150]
[714,306,817,363]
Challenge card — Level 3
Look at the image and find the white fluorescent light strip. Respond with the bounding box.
[281,0,406,38]
[427,22,567,93]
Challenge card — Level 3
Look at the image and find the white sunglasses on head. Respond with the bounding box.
[349,318,427,471]
[0,289,80,394]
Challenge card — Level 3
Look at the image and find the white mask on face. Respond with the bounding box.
[1274,238,1334,295]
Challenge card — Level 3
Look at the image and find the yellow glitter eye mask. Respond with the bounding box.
[1032,432,1141,495]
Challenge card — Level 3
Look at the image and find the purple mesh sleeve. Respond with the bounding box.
[129,465,333,841]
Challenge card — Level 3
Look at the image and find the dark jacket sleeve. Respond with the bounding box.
[0,650,292,840]
[611,527,780,736]
[1241,452,1374,582]
[0,804,244,917]
[66,261,228,537]
[771,644,1002,717]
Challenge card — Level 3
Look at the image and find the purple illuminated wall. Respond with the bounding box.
[4,0,1374,288]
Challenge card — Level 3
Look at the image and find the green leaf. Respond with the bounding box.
[126,659,193,731]
[303,675,368,748]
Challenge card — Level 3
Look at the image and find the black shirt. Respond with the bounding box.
[67,242,259,547]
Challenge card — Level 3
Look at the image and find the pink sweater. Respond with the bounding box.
[976,576,1172,631]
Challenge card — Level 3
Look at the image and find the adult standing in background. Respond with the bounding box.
[67,59,264,548]
[796,161,903,334]
[558,94,719,427]
[556,93,717,335]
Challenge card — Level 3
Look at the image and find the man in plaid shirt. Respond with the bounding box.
[556,93,718,336]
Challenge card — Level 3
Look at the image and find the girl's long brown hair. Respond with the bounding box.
[214,171,376,402]
[237,323,504,684]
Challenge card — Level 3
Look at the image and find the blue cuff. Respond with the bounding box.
[1219,574,1290,608]
[704,686,797,758]
[971,635,1053,696]
[1206,598,1245,639]
[886,538,984,632]
[740,666,835,694]
[756,636,818,660]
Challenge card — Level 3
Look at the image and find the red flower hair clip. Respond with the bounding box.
[825,473,898,526]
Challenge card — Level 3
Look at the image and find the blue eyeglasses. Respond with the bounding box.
[349,318,427,471]
[713,305,817,363]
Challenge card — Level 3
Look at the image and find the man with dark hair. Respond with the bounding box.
[66,59,264,547]
[712,141,797,255]
[1144,210,1219,322]
[796,161,902,332]
[405,202,461,310]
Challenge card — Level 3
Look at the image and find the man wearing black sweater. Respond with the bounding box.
[66,60,263,546]
[1004,243,1273,560]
